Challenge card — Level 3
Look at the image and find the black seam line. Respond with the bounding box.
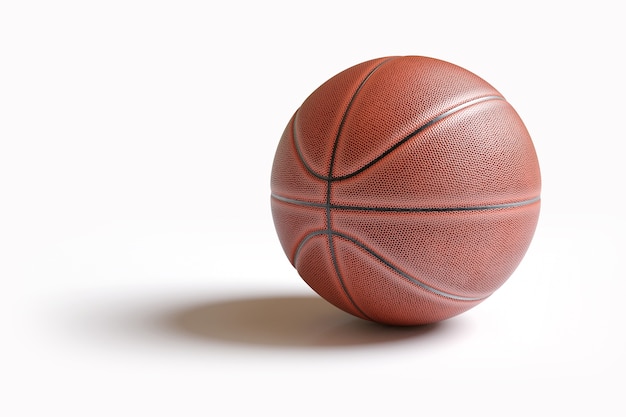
[327,58,394,226]
[272,194,541,212]
[290,57,398,182]
[327,234,372,319]
[292,111,328,181]
[331,231,487,302]
[332,95,506,181]
[293,230,327,265]
[292,229,372,319]
[293,228,487,302]
[327,57,396,182]
[324,58,394,321]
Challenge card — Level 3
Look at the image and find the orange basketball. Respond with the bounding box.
[270,56,541,326]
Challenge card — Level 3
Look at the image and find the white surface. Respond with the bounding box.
[1,1,624,416]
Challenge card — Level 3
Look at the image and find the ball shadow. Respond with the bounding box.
[159,295,459,348]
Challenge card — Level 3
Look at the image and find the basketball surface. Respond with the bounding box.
[270,56,541,326]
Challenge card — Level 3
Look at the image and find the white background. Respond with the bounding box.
[1,1,624,416]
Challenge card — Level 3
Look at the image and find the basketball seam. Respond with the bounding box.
[291,111,328,181]
[332,95,506,181]
[290,94,505,182]
[327,57,397,182]
[325,58,395,321]
[290,58,395,182]
[293,229,327,265]
[291,229,371,320]
[292,229,487,302]
[332,231,488,301]
[272,193,541,212]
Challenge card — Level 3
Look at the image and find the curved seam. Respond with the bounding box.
[272,193,541,212]
[292,229,327,265]
[327,57,397,181]
[291,229,373,320]
[291,110,328,181]
[326,57,396,321]
[327,57,395,224]
[327,234,372,320]
[290,58,397,183]
[332,95,506,181]
[332,231,488,302]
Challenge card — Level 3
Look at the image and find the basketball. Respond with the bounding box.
[270,56,541,326]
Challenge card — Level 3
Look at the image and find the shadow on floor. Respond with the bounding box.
[157,294,462,348]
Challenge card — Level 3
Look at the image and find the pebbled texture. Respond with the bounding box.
[271,56,541,325]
